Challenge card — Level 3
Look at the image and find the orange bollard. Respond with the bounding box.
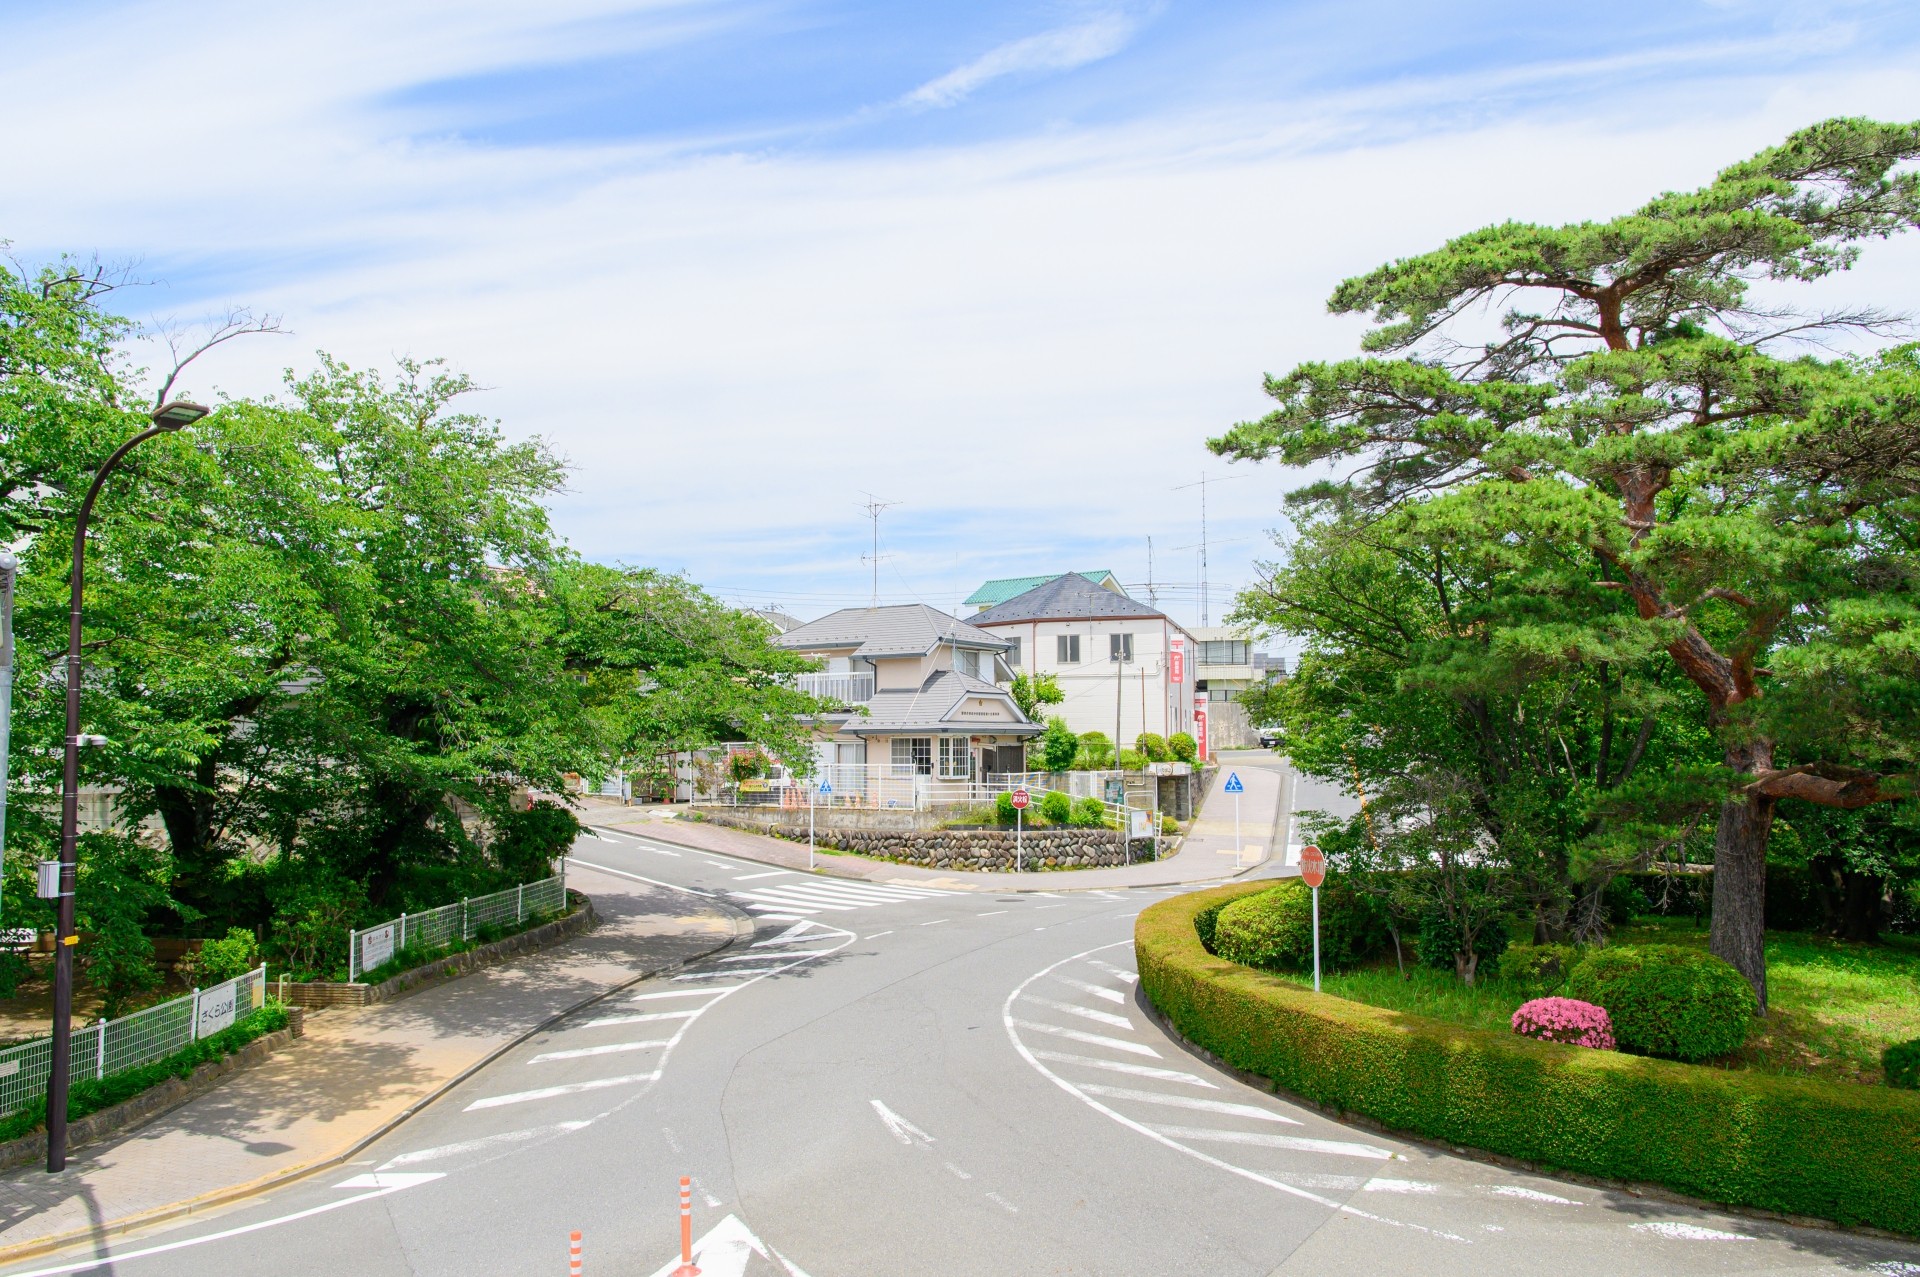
[568,1229,583,1277]
[673,1176,701,1276]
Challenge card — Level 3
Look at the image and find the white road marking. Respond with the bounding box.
[1488,1185,1582,1205]
[1631,1222,1755,1241]
[1149,1125,1395,1160]
[722,949,838,961]
[944,1162,974,1180]
[919,918,948,926]
[1077,1085,1303,1124]
[566,857,708,896]
[979,910,1009,916]
[734,870,794,880]
[1051,975,1127,1003]
[584,1008,700,1028]
[1021,995,1133,1029]
[1,1176,447,1277]
[1008,1019,1161,1057]
[735,890,857,911]
[381,1122,592,1167]
[1363,1178,1441,1194]
[677,968,782,979]
[532,1038,671,1062]
[630,987,732,1001]
[333,1172,450,1189]
[1030,1051,1219,1088]
[985,1191,1019,1214]
[465,1072,661,1110]
[754,921,827,946]
[865,931,893,939]
[644,1214,775,1277]
[871,1099,937,1146]
[1032,904,1067,910]
[1087,959,1138,984]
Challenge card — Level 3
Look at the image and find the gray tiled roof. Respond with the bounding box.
[841,670,1040,736]
[970,573,1166,625]
[774,603,1010,658]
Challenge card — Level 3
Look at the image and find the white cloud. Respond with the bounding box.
[902,10,1146,110]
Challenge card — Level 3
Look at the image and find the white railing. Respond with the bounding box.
[985,772,1131,824]
[347,872,567,982]
[790,672,875,703]
[0,964,269,1121]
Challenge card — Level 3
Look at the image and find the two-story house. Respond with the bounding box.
[968,573,1196,749]
[774,604,1040,801]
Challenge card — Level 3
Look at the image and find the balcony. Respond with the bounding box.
[792,672,875,704]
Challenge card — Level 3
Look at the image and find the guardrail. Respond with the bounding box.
[0,964,269,1120]
[347,872,567,982]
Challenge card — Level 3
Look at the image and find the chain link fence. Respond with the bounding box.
[347,873,566,982]
[0,964,268,1121]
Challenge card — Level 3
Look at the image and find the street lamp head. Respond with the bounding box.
[150,400,210,431]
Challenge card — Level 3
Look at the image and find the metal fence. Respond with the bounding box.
[0,964,269,1121]
[347,872,567,982]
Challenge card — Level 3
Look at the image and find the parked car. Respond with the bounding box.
[1257,729,1282,749]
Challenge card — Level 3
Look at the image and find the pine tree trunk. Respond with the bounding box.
[1709,742,1776,1012]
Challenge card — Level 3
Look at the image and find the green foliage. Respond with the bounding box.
[1074,732,1113,770]
[994,791,1018,826]
[1162,815,1179,835]
[1167,732,1197,763]
[0,1003,289,1142]
[184,928,260,987]
[728,750,769,783]
[1069,796,1108,828]
[73,834,169,1017]
[1415,909,1511,975]
[489,800,582,883]
[1134,733,1171,763]
[1498,943,1579,998]
[1212,880,1384,973]
[0,951,28,999]
[1036,718,1080,774]
[1040,790,1072,824]
[1008,672,1064,720]
[1567,945,1757,1061]
[1117,748,1149,771]
[1193,901,1230,955]
[264,867,368,981]
[1886,1039,1920,1090]
[1140,884,1920,1236]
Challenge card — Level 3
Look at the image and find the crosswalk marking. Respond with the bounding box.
[1020,995,1133,1029]
[733,870,793,880]
[1030,1052,1218,1088]
[1149,1125,1393,1160]
[1008,1019,1161,1057]
[532,1039,671,1063]
[734,890,857,912]
[1078,1085,1303,1124]
[466,1073,661,1111]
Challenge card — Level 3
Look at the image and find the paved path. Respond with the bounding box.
[13,834,1914,1276]
[0,869,740,1267]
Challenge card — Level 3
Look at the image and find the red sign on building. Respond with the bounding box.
[1169,636,1185,685]
[1192,695,1208,761]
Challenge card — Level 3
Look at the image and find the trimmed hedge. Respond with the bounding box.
[1137,882,1920,1236]
[1566,945,1755,1062]
[1213,880,1383,973]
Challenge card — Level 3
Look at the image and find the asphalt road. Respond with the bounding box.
[10,818,1918,1277]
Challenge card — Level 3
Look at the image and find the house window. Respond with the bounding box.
[1057,635,1081,664]
[955,648,981,678]
[1200,640,1250,665]
[1109,633,1133,663]
[891,737,932,775]
[1006,637,1021,667]
[937,737,971,780]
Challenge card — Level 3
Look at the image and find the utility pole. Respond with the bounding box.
[858,494,899,610]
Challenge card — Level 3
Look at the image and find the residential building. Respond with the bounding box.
[963,569,1122,614]
[969,574,1196,749]
[1189,626,1257,703]
[772,604,1041,795]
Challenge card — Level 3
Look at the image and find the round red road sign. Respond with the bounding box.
[1299,844,1326,889]
[1010,787,1030,810]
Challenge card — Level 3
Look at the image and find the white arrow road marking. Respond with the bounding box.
[1149,1125,1396,1159]
[1030,1051,1219,1087]
[1008,1019,1160,1057]
[3,1174,446,1277]
[1076,1085,1303,1124]
[871,1099,937,1147]
[381,1122,591,1167]
[464,1072,660,1110]
[643,1214,806,1277]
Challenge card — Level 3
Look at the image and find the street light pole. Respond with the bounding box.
[46,400,206,1174]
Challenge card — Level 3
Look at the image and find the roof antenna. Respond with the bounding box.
[859,493,900,610]
[1172,473,1247,626]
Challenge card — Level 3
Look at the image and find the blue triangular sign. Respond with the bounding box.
[1223,772,1244,793]
[819,781,832,794]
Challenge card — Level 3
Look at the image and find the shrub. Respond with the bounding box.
[1168,732,1198,763]
[1211,880,1383,973]
[1194,901,1229,954]
[1413,910,1510,977]
[1498,943,1579,998]
[1075,732,1114,770]
[1040,790,1072,824]
[183,928,261,986]
[1161,815,1179,835]
[1069,796,1108,828]
[490,799,583,881]
[1037,717,1079,773]
[728,749,769,783]
[1885,1038,1920,1090]
[1511,997,1615,1050]
[1117,748,1149,771]
[1135,733,1171,763]
[1566,944,1756,1062]
[0,950,29,999]
[994,791,1018,825]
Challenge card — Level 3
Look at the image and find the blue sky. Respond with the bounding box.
[6,0,1920,636]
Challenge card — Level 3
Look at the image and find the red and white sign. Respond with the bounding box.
[1168,636,1185,685]
[1299,844,1326,889]
[1192,695,1209,761]
[1010,787,1030,811]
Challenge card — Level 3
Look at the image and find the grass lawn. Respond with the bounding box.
[1277,919,1920,1085]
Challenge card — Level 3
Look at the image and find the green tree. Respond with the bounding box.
[1212,118,1920,1007]
[1009,672,1064,720]
[1036,717,1079,773]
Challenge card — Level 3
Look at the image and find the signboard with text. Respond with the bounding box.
[1010,787,1029,810]
[196,983,238,1038]
[1168,636,1185,685]
[1300,844,1326,889]
[360,923,396,975]
[1192,695,1209,761]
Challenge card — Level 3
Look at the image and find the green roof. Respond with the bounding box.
[963,570,1117,608]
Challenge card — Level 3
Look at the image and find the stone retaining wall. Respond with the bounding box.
[699,808,1152,870]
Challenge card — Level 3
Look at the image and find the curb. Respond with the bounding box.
[0,896,757,1270]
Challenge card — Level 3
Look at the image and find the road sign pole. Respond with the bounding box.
[809,778,816,871]
[1299,843,1327,993]
[1312,885,1321,993]
[1016,801,1022,872]
[1234,791,1241,869]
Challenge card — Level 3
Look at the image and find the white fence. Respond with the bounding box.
[0,964,269,1121]
[347,872,567,982]
[717,766,1137,825]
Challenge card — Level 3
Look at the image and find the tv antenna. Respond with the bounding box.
[859,493,900,610]
[1171,472,1248,626]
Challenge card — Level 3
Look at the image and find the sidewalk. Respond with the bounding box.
[0,866,746,1266]
[582,754,1294,892]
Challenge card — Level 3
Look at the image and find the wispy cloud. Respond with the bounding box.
[902,9,1147,110]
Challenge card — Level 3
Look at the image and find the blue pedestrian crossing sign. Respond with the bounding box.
[818,781,832,794]
[1223,772,1244,794]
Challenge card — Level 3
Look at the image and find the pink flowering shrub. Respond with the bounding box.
[1511,997,1615,1051]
